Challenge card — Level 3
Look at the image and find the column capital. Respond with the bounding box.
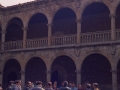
[47,23,52,27]
[76,19,82,23]
[109,14,116,18]
[22,27,28,31]
[1,31,6,34]
[46,70,51,74]
[20,71,25,75]
[75,70,81,74]
[111,70,117,74]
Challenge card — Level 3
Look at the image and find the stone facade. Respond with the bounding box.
[0,0,120,90]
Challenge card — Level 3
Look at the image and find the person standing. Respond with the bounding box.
[86,83,91,90]
[7,81,14,90]
[12,80,21,90]
[71,82,77,90]
[31,81,44,90]
[77,84,84,90]
[45,82,54,90]
[60,81,71,90]
[24,81,32,90]
[92,83,99,90]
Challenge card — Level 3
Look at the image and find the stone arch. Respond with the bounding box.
[80,50,113,70]
[81,2,110,33]
[25,57,47,85]
[27,13,48,39]
[50,52,78,69]
[5,17,23,42]
[2,59,21,89]
[81,53,112,89]
[52,7,77,36]
[51,55,76,86]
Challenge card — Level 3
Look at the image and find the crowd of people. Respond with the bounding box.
[0,80,99,90]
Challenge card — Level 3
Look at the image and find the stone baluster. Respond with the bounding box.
[76,19,82,44]
[46,70,51,82]
[23,27,28,49]
[110,14,116,41]
[111,70,118,90]
[47,24,52,46]
[75,70,81,86]
[20,71,25,89]
[1,30,6,51]
[0,72,3,85]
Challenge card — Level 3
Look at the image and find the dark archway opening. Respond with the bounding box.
[51,56,76,86]
[5,18,23,42]
[52,8,77,36]
[81,2,110,33]
[25,57,47,85]
[116,4,120,30]
[81,54,112,89]
[28,13,48,39]
[117,59,120,89]
[3,59,21,89]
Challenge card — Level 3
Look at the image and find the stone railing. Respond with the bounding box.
[51,35,77,46]
[116,30,120,40]
[1,30,120,51]
[4,41,23,50]
[81,31,111,44]
[26,38,48,48]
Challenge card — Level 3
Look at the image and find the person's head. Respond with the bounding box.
[71,82,75,87]
[86,83,91,89]
[78,84,82,89]
[54,81,57,85]
[36,81,42,86]
[63,81,68,87]
[47,82,52,88]
[14,80,21,85]
[27,81,32,86]
[9,81,14,86]
[93,83,98,89]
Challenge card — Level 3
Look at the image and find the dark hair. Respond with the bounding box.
[47,82,52,87]
[14,80,21,84]
[87,83,91,89]
[9,81,14,85]
[36,81,42,85]
[64,81,68,87]
[93,83,98,88]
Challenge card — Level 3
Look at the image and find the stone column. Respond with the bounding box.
[76,19,81,44]
[76,70,81,86]
[111,70,118,90]
[23,27,28,48]
[1,31,6,50]
[46,70,51,82]
[0,72,3,85]
[110,14,116,41]
[20,71,25,89]
[47,24,52,46]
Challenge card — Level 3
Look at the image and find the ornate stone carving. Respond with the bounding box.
[109,44,116,55]
[21,52,25,60]
[74,48,81,57]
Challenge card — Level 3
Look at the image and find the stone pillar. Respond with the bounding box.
[46,70,51,82]
[111,70,118,90]
[0,72,3,85]
[20,71,25,89]
[76,19,81,44]
[1,31,6,50]
[110,14,116,41]
[47,24,52,46]
[23,27,28,48]
[76,70,81,86]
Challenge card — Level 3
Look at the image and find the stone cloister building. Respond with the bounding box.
[0,0,120,90]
